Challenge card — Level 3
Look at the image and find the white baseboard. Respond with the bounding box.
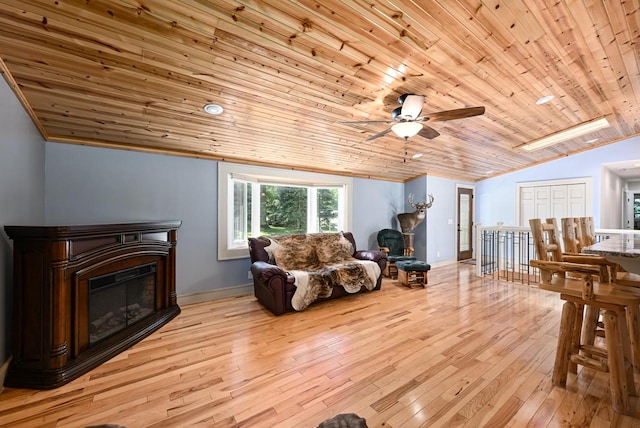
[177,283,254,306]
[430,259,457,268]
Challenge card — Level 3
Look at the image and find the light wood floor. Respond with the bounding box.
[3,263,640,427]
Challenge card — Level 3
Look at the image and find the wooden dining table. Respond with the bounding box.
[582,232,640,274]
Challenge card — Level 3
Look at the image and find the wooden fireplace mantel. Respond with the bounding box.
[4,220,182,389]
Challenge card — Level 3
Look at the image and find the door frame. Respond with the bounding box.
[456,184,474,261]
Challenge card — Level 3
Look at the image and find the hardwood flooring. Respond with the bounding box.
[2,263,640,427]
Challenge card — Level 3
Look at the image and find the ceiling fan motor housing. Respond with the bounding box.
[391,106,403,121]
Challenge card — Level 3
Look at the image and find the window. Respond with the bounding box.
[218,162,352,260]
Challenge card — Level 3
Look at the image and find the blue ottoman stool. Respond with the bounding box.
[395,260,431,288]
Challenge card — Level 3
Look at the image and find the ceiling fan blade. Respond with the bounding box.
[417,125,440,140]
[366,128,393,141]
[420,106,485,122]
[341,120,394,125]
[400,95,424,119]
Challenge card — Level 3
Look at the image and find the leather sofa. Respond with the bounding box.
[248,232,387,315]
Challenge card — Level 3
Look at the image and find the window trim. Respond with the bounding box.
[218,162,353,260]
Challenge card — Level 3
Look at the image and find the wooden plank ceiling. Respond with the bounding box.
[0,0,638,182]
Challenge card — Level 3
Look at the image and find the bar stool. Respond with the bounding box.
[558,217,640,370]
[533,217,640,356]
[561,217,584,253]
[531,258,640,415]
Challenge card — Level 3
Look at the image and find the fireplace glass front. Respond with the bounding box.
[88,263,157,346]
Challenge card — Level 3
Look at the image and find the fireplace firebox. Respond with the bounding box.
[4,221,181,389]
[89,263,157,346]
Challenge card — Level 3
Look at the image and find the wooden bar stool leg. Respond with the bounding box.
[603,309,631,415]
[553,301,576,386]
[625,304,640,373]
[581,305,600,350]
[569,303,584,374]
[617,308,637,397]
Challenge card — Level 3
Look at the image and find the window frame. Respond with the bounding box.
[218,162,353,260]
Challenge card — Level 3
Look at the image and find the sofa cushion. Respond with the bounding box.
[266,234,320,271]
[266,232,355,271]
[314,232,354,265]
[250,236,275,264]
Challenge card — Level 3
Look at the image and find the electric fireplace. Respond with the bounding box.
[4,221,181,389]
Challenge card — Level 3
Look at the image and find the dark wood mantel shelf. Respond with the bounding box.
[4,221,182,389]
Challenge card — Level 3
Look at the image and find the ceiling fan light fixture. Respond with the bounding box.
[519,117,610,152]
[391,121,423,139]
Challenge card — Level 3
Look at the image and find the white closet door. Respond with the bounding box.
[535,186,551,219]
[551,185,568,218]
[520,187,535,225]
[518,179,590,226]
[567,183,587,217]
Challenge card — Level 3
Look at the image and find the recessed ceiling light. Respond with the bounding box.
[585,138,598,144]
[536,95,554,105]
[412,153,423,159]
[203,103,224,115]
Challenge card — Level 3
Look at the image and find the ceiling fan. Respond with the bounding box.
[343,94,485,141]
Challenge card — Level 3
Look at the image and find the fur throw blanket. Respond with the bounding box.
[264,232,380,311]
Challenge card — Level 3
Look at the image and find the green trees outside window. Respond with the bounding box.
[260,185,308,235]
[232,180,341,240]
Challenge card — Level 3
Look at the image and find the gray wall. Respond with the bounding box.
[404,176,428,261]
[0,78,46,366]
[403,175,474,264]
[44,143,403,296]
[45,143,248,296]
[352,177,404,251]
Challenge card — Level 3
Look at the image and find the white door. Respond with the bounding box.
[550,185,567,218]
[567,183,587,217]
[520,187,535,225]
[535,187,551,219]
[518,179,590,226]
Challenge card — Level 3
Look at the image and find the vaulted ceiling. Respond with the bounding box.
[0,1,638,182]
